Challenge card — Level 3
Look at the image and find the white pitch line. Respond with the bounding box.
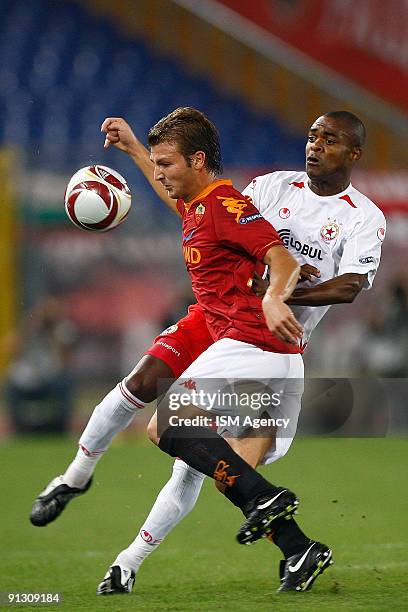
[334,561,408,572]
[360,543,408,550]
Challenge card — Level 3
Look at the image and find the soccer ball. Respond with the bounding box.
[65,165,131,231]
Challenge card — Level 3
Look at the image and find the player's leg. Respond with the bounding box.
[216,433,333,592]
[30,355,173,527]
[99,397,330,595]
[154,417,297,536]
[97,418,276,594]
[153,340,303,539]
[97,444,205,594]
[212,431,309,552]
[96,420,308,595]
[69,305,210,492]
[30,304,213,527]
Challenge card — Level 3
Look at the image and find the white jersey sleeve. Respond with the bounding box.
[337,202,386,289]
[242,172,284,215]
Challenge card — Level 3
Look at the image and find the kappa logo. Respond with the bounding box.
[214,460,240,487]
[218,196,248,222]
[279,229,323,261]
[180,378,197,391]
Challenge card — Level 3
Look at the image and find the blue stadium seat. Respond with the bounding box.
[0,0,304,188]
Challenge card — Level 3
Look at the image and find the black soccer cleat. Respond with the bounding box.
[277,540,333,592]
[97,565,135,595]
[30,475,93,526]
[236,488,299,545]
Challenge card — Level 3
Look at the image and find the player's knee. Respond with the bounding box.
[126,370,157,403]
[125,355,174,403]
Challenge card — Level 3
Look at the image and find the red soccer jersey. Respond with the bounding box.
[176,179,301,354]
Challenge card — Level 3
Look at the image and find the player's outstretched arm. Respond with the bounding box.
[100,117,180,215]
[251,264,321,297]
[286,272,367,306]
[262,245,303,344]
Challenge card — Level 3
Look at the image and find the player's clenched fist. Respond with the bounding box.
[100,117,139,154]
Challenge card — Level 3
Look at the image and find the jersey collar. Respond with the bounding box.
[305,179,353,200]
[183,179,232,211]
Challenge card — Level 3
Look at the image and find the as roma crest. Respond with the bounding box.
[195,203,206,225]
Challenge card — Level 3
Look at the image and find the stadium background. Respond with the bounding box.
[0,1,407,609]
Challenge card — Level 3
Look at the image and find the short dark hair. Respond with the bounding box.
[148,107,223,175]
[323,111,366,147]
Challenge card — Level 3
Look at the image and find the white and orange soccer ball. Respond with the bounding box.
[65,165,131,231]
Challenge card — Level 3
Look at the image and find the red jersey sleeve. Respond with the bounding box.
[211,190,282,260]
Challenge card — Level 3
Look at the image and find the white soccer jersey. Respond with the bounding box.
[243,170,386,348]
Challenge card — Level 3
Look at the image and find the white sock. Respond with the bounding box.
[113,459,205,573]
[64,380,145,488]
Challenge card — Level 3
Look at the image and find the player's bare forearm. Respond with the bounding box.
[100,117,180,216]
[263,245,300,301]
[286,273,367,306]
[262,246,303,343]
[128,143,180,216]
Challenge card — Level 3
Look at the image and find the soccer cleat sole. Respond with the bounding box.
[237,494,299,545]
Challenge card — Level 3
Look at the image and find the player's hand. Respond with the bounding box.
[251,271,269,297]
[100,117,139,154]
[262,293,303,344]
[299,264,321,282]
[251,264,320,297]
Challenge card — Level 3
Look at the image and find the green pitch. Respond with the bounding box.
[1,436,407,611]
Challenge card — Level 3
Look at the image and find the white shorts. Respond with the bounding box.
[164,338,304,465]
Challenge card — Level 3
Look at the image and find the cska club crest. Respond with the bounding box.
[195,203,206,225]
[320,220,340,242]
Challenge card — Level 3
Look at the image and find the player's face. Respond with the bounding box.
[151,141,198,201]
[305,116,360,181]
